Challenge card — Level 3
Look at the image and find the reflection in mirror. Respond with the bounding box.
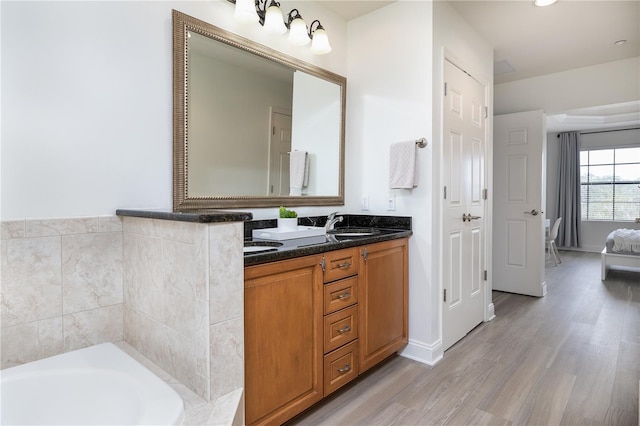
[173,10,346,210]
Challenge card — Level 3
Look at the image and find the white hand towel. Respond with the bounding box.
[389,141,418,189]
[289,150,308,195]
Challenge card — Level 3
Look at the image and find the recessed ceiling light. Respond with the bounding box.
[534,0,558,6]
[614,40,627,46]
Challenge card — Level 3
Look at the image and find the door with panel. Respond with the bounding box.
[267,108,292,196]
[493,110,546,297]
[442,59,487,351]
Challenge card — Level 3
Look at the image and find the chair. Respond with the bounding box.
[546,217,562,266]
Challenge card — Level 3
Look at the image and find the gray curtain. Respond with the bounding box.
[555,131,581,247]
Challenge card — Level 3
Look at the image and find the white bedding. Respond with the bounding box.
[607,228,640,254]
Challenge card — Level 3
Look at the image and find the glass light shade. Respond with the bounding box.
[310,28,332,54]
[234,0,259,24]
[288,18,310,46]
[264,5,287,35]
[534,0,558,6]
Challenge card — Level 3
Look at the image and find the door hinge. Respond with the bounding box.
[482,188,488,200]
[484,106,489,119]
[444,82,448,96]
[272,126,275,135]
[444,186,447,200]
[443,288,447,302]
[483,270,488,281]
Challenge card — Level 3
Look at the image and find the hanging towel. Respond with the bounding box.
[289,150,308,196]
[389,141,419,189]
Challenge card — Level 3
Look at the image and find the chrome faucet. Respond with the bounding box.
[325,212,344,232]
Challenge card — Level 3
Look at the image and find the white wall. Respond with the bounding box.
[346,1,493,365]
[1,0,348,220]
[495,57,640,116]
[347,1,433,363]
[547,128,640,253]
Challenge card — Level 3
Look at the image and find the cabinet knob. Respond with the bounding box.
[337,325,351,334]
[337,364,351,374]
[336,292,351,300]
[336,261,351,269]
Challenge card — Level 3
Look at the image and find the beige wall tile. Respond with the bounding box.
[1,317,63,368]
[98,215,123,232]
[63,304,124,352]
[123,217,199,244]
[25,217,98,238]
[209,223,243,325]
[1,237,62,327]
[163,239,196,340]
[62,232,123,314]
[1,220,25,240]
[210,317,244,401]
[123,233,164,322]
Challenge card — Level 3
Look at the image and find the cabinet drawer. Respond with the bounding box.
[324,276,358,314]
[324,305,358,353]
[323,248,360,282]
[324,340,358,396]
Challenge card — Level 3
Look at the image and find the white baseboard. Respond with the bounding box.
[400,338,443,366]
[485,302,495,322]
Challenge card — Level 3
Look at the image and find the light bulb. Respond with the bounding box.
[234,0,259,24]
[288,17,310,46]
[264,4,287,35]
[310,27,331,54]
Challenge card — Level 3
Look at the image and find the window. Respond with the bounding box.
[580,147,640,221]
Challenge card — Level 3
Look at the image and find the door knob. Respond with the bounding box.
[524,209,539,216]
[462,213,482,222]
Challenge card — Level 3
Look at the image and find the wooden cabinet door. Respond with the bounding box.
[244,255,324,426]
[358,238,409,373]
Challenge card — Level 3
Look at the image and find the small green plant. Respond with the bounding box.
[279,206,298,218]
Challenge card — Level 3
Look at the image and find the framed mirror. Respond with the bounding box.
[173,10,346,210]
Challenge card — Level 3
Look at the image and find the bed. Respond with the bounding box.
[601,228,640,280]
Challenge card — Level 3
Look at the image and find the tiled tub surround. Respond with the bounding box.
[2,213,246,425]
[121,216,245,403]
[1,216,124,368]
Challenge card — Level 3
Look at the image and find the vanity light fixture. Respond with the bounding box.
[227,0,331,54]
[287,9,311,46]
[263,0,287,35]
[534,0,558,6]
[234,0,259,24]
[309,20,332,54]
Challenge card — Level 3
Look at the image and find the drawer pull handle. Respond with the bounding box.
[336,292,350,300]
[336,261,351,269]
[337,325,351,334]
[337,364,351,374]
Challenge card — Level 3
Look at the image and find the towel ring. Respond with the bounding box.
[415,138,427,148]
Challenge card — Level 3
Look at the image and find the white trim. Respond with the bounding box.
[400,339,443,366]
[485,302,495,322]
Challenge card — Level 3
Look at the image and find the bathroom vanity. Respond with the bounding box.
[243,217,410,425]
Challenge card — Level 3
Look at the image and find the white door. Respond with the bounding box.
[493,111,546,297]
[268,109,292,196]
[442,59,487,351]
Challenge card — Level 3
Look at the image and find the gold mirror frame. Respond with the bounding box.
[172,10,346,210]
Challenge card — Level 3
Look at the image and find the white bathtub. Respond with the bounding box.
[0,343,184,425]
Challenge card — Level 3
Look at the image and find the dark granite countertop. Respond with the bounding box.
[116,209,252,223]
[244,215,412,266]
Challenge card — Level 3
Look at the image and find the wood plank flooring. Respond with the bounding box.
[287,251,639,425]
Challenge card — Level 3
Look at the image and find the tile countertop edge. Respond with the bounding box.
[116,209,253,223]
[244,230,413,267]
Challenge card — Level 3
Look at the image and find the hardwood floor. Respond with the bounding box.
[287,251,639,425]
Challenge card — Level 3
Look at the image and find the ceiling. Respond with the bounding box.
[322,0,640,132]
